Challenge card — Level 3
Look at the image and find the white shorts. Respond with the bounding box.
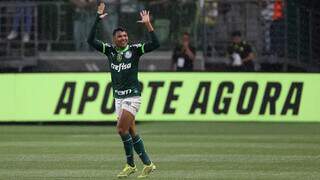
[115,96,141,118]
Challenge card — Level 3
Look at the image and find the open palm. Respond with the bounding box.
[137,10,150,24]
[97,2,108,18]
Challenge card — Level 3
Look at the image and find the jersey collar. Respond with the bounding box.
[116,45,129,53]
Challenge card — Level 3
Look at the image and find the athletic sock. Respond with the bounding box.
[132,134,151,165]
[120,133,134,167]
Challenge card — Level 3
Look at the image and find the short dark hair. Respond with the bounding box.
[231,30,242,37]
[113,27,127,36]
[183,32,190,37]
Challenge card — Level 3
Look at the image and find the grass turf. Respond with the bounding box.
[0,122,320,180]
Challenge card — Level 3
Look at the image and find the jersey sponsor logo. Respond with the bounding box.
[124,51,132,59]
[111,63,132,72]
[115,89,132,96]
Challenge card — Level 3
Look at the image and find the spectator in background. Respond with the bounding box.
[260,0,274,55]
[270,0,284,57]
[172,32,196,71]
[70,0,96,51]
[204,0,219,57]
[7,1,33,43]
[227,31,255,72]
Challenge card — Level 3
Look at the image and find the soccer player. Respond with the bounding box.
[87,2,160,179]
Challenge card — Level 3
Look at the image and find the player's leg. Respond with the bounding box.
[117,109,135,167]
[126,97,156,178]
[116,99,137,178]
[130,123,156,178]
[129,122,152,165]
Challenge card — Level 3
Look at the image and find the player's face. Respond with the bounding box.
[113,31,128,48]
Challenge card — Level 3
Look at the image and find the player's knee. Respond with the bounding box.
[116,126,127,135]
[129,129,136,137]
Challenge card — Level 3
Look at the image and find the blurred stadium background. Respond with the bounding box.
[1,0,320,179]
[0,0,319,72]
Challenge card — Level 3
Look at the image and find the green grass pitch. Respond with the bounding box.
[0,122,320,180]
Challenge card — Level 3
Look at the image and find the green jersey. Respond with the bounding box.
[88,14,160,99]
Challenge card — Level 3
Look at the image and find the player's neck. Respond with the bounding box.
[116,45,128,51]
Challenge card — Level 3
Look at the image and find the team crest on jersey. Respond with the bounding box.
[117,53,122,62]
[124,51,132,59]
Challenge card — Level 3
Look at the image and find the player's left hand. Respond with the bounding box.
[137,10,150,24]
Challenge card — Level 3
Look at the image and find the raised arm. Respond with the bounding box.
[137,10,160,53]
[87,2,108,53]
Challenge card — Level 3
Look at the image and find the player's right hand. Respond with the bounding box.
[97,2,108,18]
[137,10,150,24]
